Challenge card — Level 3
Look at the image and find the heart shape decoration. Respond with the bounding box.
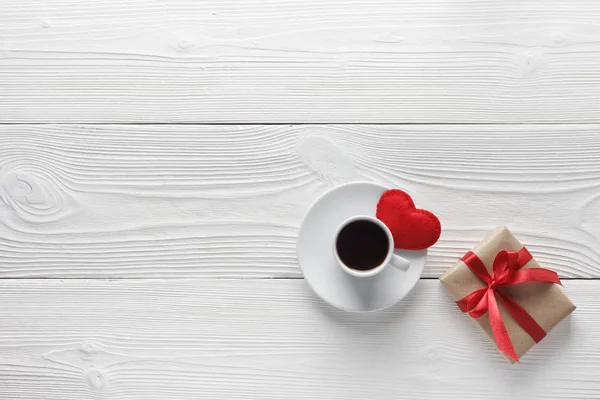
[376,189,441,250]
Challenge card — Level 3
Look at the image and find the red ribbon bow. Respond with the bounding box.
[456,247,562,362]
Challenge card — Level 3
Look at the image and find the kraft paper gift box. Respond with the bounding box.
[440,226,575,363]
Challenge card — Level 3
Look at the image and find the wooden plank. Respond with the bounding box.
[0,278,594,400]
[2,124,600,278]
[3,0,600,123]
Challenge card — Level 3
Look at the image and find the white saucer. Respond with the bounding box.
[297,182,427,312]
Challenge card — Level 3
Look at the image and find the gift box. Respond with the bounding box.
[440,226,575,363]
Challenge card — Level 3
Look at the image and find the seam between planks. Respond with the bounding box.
[0,277,597,281]
[3,122,600,126]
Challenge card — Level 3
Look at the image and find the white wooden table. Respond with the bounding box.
[1,1,600,399]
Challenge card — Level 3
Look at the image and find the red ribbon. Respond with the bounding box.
[456,247,562,362]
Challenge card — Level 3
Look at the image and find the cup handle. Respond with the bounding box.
[390,253,410,272]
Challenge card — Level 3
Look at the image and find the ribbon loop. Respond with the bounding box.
[461,251,491,284]
[456,246,561,362]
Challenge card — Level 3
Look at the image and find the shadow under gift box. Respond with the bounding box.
[440,226,576,363]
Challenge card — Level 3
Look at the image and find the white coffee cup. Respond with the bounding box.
[333,215,410,278]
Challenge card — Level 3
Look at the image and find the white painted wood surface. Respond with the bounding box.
[3,0,600,122]
[2,124,600,278]
[0,279,593,400]
[2,0,600,398]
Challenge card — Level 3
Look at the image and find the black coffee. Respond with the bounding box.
[336,219,389,271]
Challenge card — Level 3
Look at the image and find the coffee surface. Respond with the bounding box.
[336,220,389,271]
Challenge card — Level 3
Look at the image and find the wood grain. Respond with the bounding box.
[3,0,600,123]
[0,278,593,400]
[1,124,600,278]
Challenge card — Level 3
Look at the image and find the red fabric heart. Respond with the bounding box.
[376,189,441,250]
